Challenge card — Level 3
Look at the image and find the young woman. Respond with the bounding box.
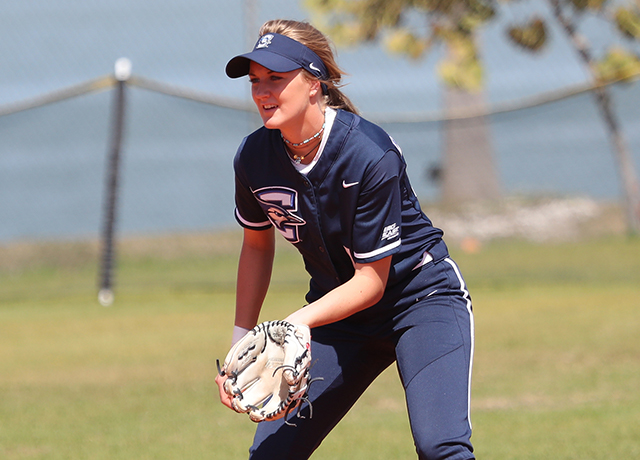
[215,19,475,460]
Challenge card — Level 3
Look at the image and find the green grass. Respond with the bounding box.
[1,233,639,459]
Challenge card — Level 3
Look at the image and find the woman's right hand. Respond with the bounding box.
[215,372,234,410]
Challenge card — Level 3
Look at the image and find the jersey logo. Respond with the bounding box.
[381,223,399,241]
[342,180,359,189]
[253,186,306,243]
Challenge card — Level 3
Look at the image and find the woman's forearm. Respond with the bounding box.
[234,227,276,329]
[285,256,391,328]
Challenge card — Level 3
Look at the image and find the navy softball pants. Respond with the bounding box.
[249,256,475,460]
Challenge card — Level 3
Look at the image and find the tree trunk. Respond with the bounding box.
[549,0,640,233]
[592,86,640,233]
[441,86,501,206]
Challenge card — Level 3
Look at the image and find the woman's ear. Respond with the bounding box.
[309,79,322,98]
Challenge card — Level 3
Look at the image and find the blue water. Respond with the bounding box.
[2,0,640,242]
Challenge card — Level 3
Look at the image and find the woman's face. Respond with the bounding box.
[249,61,318,132]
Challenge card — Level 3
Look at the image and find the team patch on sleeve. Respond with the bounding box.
[381,223,399,241]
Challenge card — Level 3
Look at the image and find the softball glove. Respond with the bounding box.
[217,320,314,424]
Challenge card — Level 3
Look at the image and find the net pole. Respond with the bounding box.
[98,58,131,306]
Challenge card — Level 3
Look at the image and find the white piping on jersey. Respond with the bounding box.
[235,208,270,228]
[353,239,401,260]
[443,257,475,431]
[343,246,356,268]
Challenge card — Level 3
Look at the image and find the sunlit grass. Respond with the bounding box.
[1,233,639,459]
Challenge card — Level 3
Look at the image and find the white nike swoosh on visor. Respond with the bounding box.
[342,180,359,188]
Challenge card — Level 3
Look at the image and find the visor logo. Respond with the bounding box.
[309,62,321,75]
[256,34,274,49]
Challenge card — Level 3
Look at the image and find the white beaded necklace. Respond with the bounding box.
[281,122,325,148]
[281,123,326,164]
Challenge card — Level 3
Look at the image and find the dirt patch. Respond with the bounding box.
[426,197,625,244]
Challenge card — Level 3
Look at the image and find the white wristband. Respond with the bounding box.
[231,325,250,345]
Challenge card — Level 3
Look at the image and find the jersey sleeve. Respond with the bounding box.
[351,150,403,264]
[233,140,273,231]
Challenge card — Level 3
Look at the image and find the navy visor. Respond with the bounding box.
[226,33,329,81]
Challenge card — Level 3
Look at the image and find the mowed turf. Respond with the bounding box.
[1,233,639,459]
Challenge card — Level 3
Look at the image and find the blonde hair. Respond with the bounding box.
[258,19,359,115]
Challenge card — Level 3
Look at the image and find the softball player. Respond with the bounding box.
[215,19,475,460]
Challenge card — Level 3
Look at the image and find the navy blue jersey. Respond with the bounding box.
[234,109,444,303]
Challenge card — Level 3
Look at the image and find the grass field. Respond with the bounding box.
[1,232,639,459]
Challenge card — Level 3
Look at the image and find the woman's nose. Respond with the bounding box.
[253,82,269,99]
